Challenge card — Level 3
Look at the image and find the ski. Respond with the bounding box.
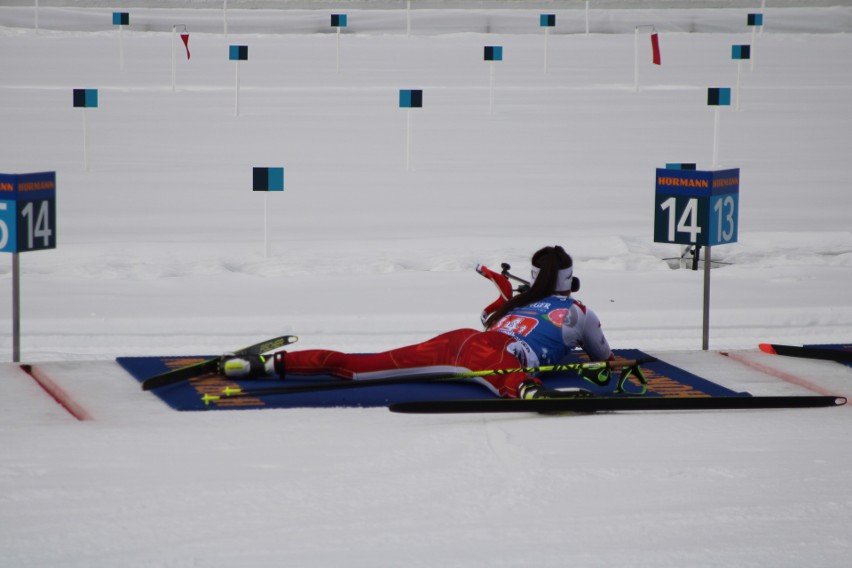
[759,343,852,364]
[200,358,656,404]
[388,395,847,414]
[141,335,298,391]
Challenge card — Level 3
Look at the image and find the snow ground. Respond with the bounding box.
[1,5,851,567]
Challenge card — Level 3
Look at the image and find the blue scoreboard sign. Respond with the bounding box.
[654,167,739,247]
[0,172,57,253]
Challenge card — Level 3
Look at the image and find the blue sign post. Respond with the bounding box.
[707,87,731,167]
[113,12,129,71]
[540,15,555,73]
[654,166,740,350]
[73,89,98,170]
[747,13,764,70]
[229,45,248,116]
[253,167,284,257]
[731,45,751,110]
[331,14,348,72]
[484,46,503,114]
[0,172,57,362]
[400,90,423,170]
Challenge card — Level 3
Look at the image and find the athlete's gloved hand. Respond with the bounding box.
[477,264,514,326]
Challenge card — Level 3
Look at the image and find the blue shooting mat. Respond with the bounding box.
[118,349,747,412]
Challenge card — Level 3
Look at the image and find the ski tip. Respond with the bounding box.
[758,343,777,355]
[141,380,166,392]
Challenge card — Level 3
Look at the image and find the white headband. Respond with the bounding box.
[530,266,574,292]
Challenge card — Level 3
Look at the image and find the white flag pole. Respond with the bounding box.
[171,26,176,92]
[235,61,240,116]
[633,25,657,92]
[735,61,742,111]
[82,107,89,171]
[264,192,270,258]
[712,106,721,168]
[633,27,639,91]
[751,25,757,71]
[406,108,412,170]
[489,60,495,114]
[336,27,341,73]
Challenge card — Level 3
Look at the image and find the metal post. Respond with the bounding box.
[702,245,712,350]
[12,252,20,362]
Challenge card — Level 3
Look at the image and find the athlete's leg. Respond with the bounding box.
[282,329,482,380]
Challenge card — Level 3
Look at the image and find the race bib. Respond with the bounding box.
[494,315,539,337]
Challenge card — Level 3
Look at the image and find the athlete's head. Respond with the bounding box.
[485,245,580,328]
[530,245,580,294]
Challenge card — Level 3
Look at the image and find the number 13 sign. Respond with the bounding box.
[0,172,56,254]
[654,167,739,246]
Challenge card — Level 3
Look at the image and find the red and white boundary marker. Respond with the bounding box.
[720,351,843,399]
[20,364,93,421]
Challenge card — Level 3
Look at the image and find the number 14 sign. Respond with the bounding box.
[0,172,57,253]
[654,167,739,246]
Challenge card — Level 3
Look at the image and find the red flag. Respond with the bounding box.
[180,33,190,60]
[651,32,661,65]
